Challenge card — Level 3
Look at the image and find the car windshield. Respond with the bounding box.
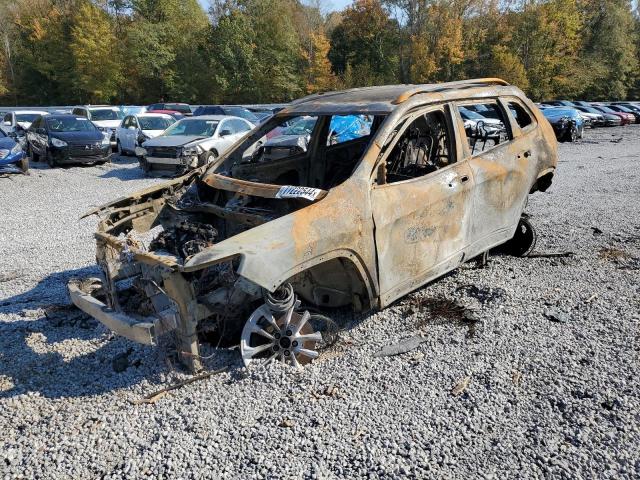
[459,108,485,120]
[90,109,123,121]
[594,106,616,114]
[161,119,217,137]
[138,116,174,131]
[544,108,575,117]
[122,106,145,115]
[15,113,41,123]
[225,107,259,123]
[578,106,600,114]
[281,117,317,135]
[612,106,632,113]
[166,104,191,114]
[47,117,97,132]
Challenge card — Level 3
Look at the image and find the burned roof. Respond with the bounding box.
[282,78,514,115]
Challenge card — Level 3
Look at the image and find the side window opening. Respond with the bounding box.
[508,101,534,129]
[458,102,510,155]
[384,109,454,184]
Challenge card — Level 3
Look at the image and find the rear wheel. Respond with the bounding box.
[198,150,216,167]
[502,217,537,257]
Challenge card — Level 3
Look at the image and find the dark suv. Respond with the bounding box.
[147,103,192,116]
[192,105,259,123]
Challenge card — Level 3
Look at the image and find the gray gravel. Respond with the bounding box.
[1,129,639,479]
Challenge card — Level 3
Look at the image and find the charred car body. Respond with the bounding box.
[69,79,557,371]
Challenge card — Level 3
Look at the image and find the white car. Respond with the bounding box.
[1,110,49,136]
[71,106,124,147]
[115,113,175,156]
[137,115,255,175]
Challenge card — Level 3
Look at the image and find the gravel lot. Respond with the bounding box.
[1,128,639,479]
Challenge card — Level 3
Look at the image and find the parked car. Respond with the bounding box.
[0,128,28,173]
[192,105,260,124]
[136,115,255,176]
[147,103,192,116]
[1,110,49,137]
[71,106,124,146]
[69,78,557,371]
[459,106,506,147]
[573,110,603,128]
[542,107,584,142]
[590,105,633,125]
[115,113,175,156]
[145,109,185,121]
[605,104,640,123]
[609,101,640,113]
[574,106,621,126]
[544,100,577,107]
[26,114,111,167]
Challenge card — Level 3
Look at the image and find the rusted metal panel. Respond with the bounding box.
[68,79,558,370]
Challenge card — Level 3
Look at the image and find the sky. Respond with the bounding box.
[198,0,353,13]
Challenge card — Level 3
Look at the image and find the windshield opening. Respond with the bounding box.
[209,113,380,191]
[162,119,218,137]
[47,117,97,132]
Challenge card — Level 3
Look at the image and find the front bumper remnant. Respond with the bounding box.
[68,278,177,345]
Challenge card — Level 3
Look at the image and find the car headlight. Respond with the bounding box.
[11,143,22,155]
[51,137,67,148]
[181,146,199,156]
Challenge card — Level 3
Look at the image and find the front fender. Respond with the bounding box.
[183,178,378,296]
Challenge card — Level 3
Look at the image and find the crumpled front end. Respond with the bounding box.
[68,170,331,371]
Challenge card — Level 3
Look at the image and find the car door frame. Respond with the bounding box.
[451,96,538,260]
[369,102,475,307]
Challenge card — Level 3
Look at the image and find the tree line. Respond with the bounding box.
[0,0,638,106]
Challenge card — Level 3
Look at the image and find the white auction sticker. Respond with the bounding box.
[276,185,322,201]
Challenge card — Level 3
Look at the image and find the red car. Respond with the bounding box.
[591,105,634,125]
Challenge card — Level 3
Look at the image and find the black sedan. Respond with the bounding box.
[26,115,111,167]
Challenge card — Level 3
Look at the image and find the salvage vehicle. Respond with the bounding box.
[147,103,192,116]
[574,106,621,127]
[542,107,584,142]
[68,79,557,371]
[72,106,124,147]
[590,105,633,125]
[0,129,28,173]
[605,104,640,123]
[136,115,255,176]
[26,115,111,167]
[1,110,49,137]
[116,113,175,156]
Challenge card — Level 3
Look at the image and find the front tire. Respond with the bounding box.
[18,155,29,173]
[46,150,56,168]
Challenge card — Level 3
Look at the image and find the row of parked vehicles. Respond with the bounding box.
[537,100,640,142]
[0,103,281,174]
[1,97,638,175]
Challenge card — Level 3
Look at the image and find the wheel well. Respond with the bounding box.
[530,171,553,193]
[289,257,371,311]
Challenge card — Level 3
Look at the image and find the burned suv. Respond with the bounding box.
[69,79,557,371]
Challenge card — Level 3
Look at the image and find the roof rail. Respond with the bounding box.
[392,78,510,104]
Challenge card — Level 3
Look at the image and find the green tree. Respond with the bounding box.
[329,0,400,87]
[69,1,120,103]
